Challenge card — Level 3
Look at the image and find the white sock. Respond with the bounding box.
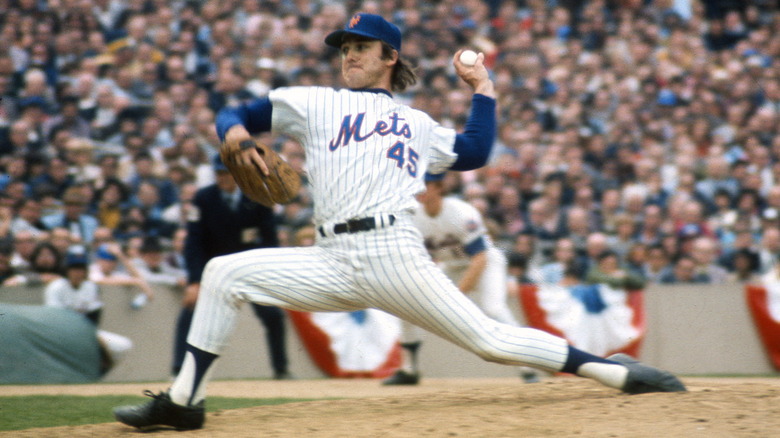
[577,362,629,390]
[169,352,216,406]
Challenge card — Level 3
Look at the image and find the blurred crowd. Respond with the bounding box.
[2,0,780,294]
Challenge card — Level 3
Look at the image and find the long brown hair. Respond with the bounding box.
[381,42,417,93]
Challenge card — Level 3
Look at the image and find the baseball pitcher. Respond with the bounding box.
[114,13,685,431]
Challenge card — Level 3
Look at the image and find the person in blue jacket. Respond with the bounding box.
[172,155,291,380]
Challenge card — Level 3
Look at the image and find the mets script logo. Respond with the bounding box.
[424,235,465,258]
[328,113,412,151]
[349,15,361,28]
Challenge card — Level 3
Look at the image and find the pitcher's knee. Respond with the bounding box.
[203,255,232,281]
[201,256,236,296]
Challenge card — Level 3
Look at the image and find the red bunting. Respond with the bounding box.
[745,285,780,370]
[518,284,646,358]
[287,310,402,378]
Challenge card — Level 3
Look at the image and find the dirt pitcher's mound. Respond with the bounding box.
[5,377,780,437]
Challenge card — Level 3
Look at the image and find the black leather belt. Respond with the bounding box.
[318,214,396,237]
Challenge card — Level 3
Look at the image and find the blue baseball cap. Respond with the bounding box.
[19,96,48,110]
[678,223,702,238]
[657,89,677,106]
[66,253,88,268]
[424,172,445,183]
[461,19,477,30]
[325,13,402,52]
[96,244,118,261]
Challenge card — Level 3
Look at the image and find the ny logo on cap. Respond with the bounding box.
[349,14,361,28]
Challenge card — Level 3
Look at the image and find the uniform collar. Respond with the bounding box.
[350,87,393,98]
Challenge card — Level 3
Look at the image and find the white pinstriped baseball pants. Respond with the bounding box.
[441,247,519,326]
[188,214,569,372]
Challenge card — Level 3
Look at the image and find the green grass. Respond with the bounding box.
[0,395,315,431]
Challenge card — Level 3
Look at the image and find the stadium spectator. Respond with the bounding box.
[511,231,544,270]
[636,203,668,247]
[507,251,533,292]
[597,188,623,235]
[624,243,649,281]
[88,242,154,305]
[88,226,114,256]
[42,95,91,140]
[689,236,730,284]
[130,235,186,288]
[64,138,101,184]
[29,156,73,199]
[0,238,23,286]
[45,249,102,324]
[18,240,63,286]
[536,237,583,285]
[10,198,47,237]
[756,228,780,275]
[161,182,198,231]
[563,205,598,256]
[9,229,38,270]
[92,178,131,230]
[126,152,178,208]
[487,185,525,238]
[696,156,740,206]
[47,227,74,266]
[660,255,710,284]
[41,186,99,245]
[165,227,188,273]
[643,244,674,285]
[523,197,560,255]
[582,232,610,275]
[6,119,39,157]
[727,248,761,284]
[606,213,639,261]
[584,249,646,291]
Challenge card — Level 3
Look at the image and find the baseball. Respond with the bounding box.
[459,50,478,66]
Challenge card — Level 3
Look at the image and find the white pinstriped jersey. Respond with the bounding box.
[412,197,518,325]
[413,197,495,270]
[269,86,458,225]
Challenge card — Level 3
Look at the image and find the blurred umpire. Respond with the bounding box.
[174,155,292,379]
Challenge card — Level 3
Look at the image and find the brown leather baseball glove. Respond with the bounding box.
[219,138,301,207]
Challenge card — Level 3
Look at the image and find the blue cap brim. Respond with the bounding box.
[325,29,377,48]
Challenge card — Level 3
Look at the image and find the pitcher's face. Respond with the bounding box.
[340,38,395,90]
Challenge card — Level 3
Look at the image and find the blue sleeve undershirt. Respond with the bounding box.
[450,94,496,171]
[215,97,273,142]
[464,236,487,256]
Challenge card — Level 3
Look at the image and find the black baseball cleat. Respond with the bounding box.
[274,371,295,380]
[382,370,420,385]
[520,370,541,384]
[607,353,687,394]
[113,390,205,431]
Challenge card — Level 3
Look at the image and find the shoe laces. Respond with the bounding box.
[142,390,167,401]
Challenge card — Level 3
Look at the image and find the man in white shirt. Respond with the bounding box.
[385,172,538,385]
